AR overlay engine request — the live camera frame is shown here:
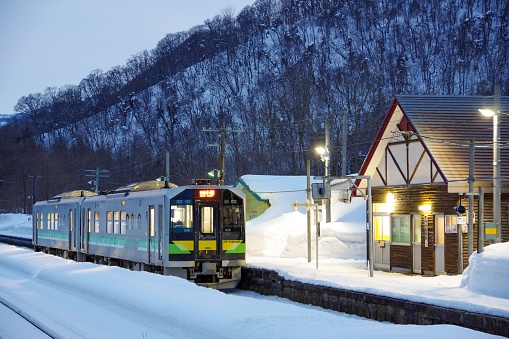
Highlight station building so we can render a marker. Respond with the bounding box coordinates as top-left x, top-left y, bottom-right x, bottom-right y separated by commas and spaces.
356, 95, 509, 275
